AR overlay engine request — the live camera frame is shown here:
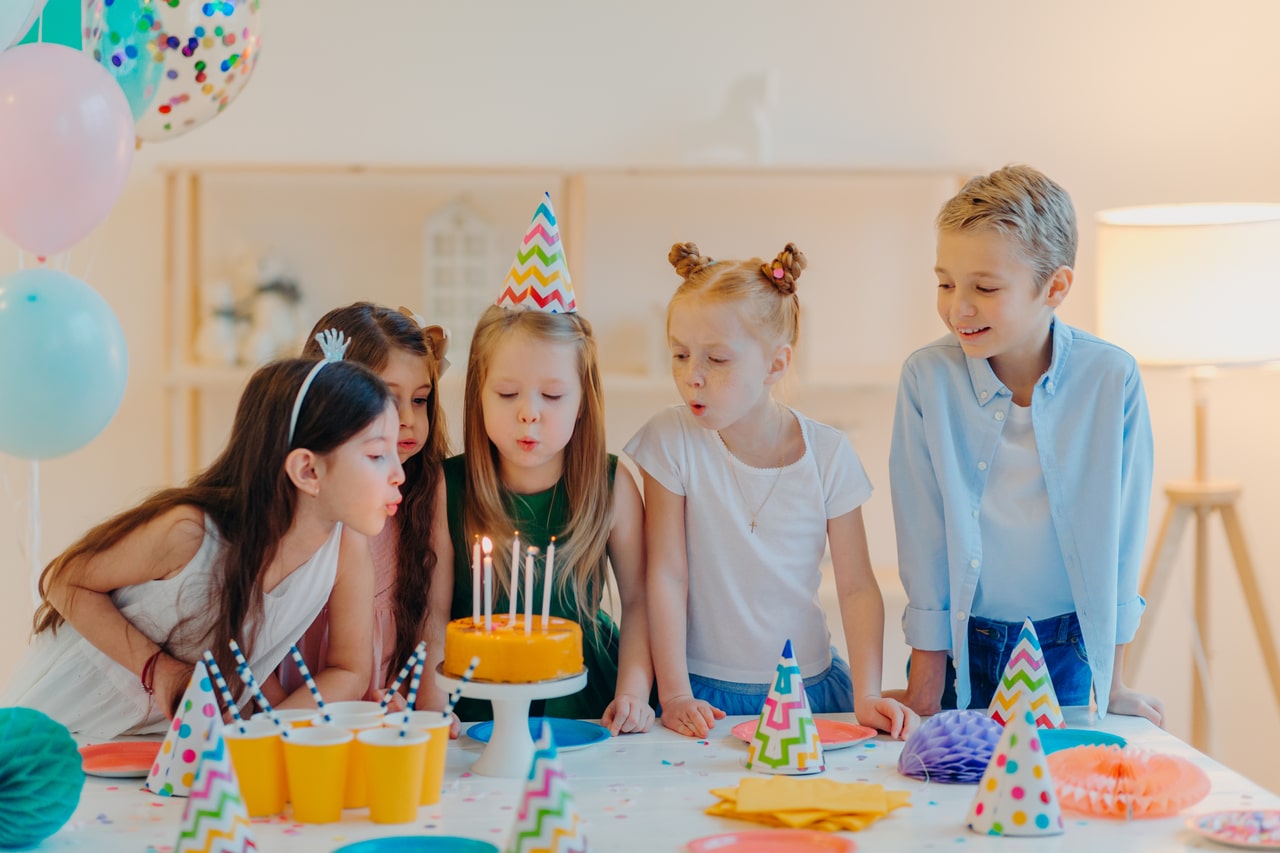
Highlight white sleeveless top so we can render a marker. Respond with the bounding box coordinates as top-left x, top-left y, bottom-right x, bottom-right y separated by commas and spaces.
0, 515, 342, 739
